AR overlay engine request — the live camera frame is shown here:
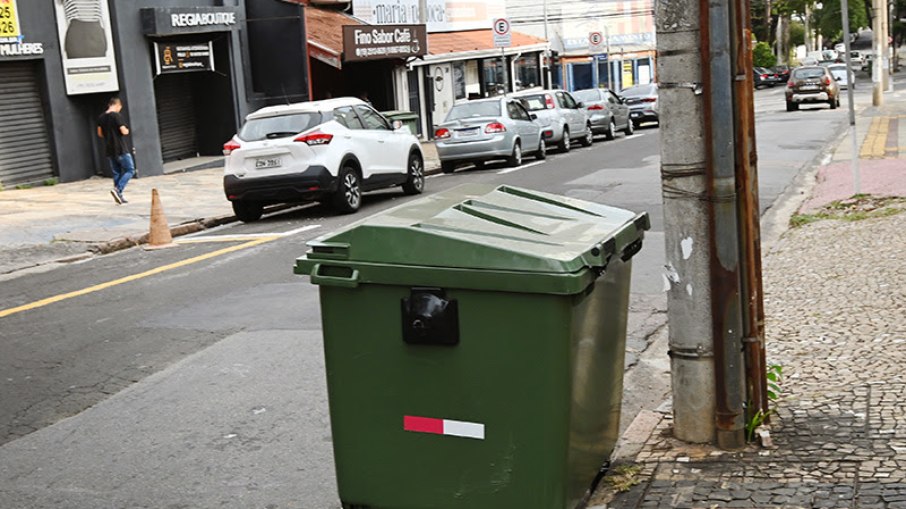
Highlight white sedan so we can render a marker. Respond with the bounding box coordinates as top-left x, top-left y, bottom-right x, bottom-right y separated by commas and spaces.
828, 64, 856, 90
